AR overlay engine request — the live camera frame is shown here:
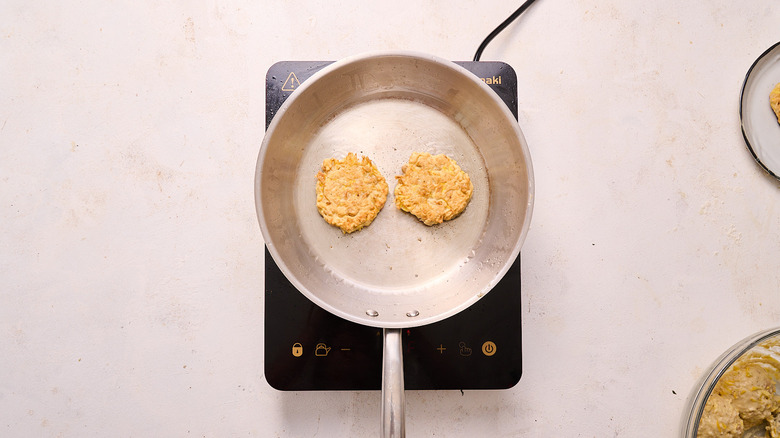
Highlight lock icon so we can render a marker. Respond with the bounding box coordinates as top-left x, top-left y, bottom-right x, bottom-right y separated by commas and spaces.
291, 342, 303, 357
